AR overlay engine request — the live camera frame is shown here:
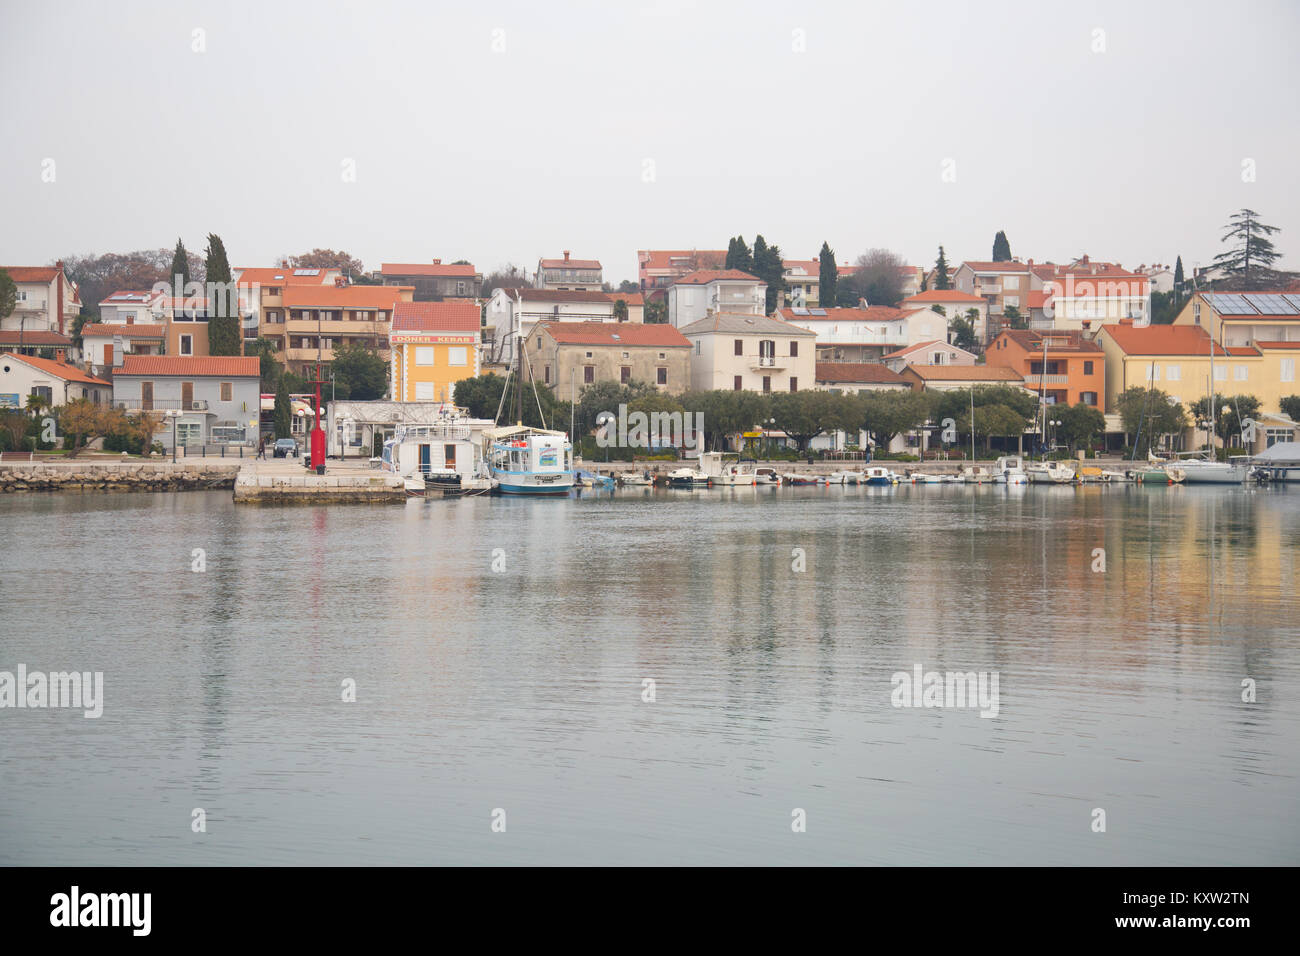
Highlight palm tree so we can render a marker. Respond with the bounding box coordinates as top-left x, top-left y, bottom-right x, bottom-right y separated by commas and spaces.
25, 394, 49, 418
